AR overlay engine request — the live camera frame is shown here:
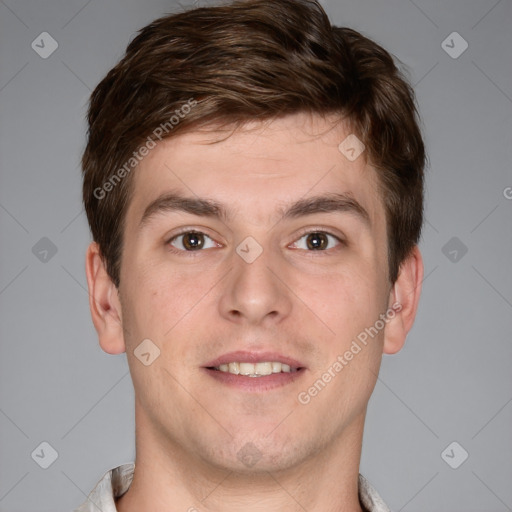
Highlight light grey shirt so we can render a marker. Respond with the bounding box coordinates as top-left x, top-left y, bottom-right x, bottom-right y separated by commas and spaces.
74, 463, 391, 512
